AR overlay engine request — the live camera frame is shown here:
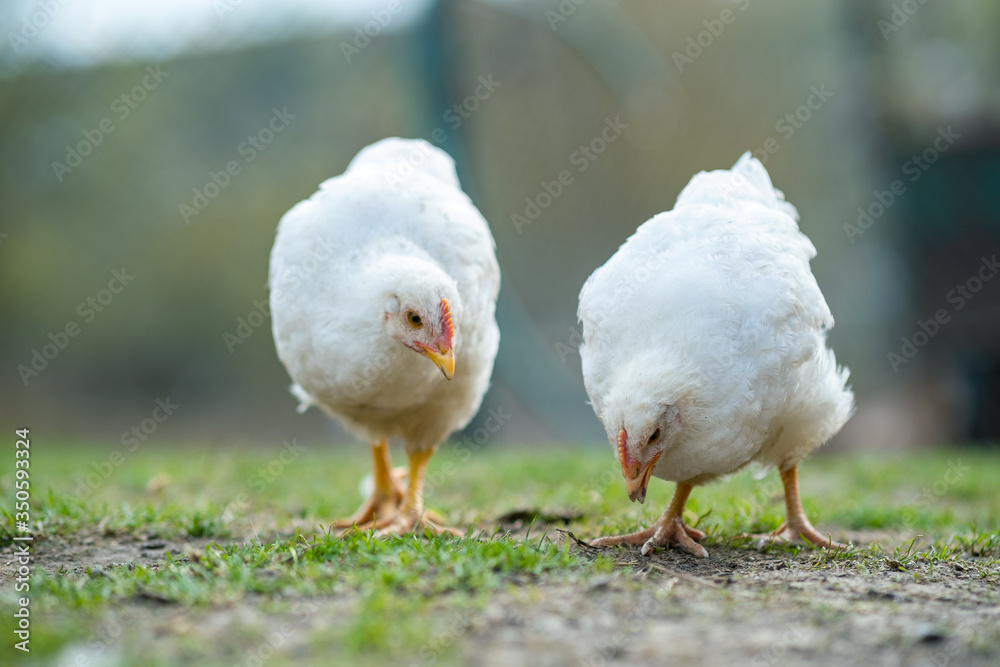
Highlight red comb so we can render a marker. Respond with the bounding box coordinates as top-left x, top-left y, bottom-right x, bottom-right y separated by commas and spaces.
618, 429, 639, 477
439, 299, 454, 348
